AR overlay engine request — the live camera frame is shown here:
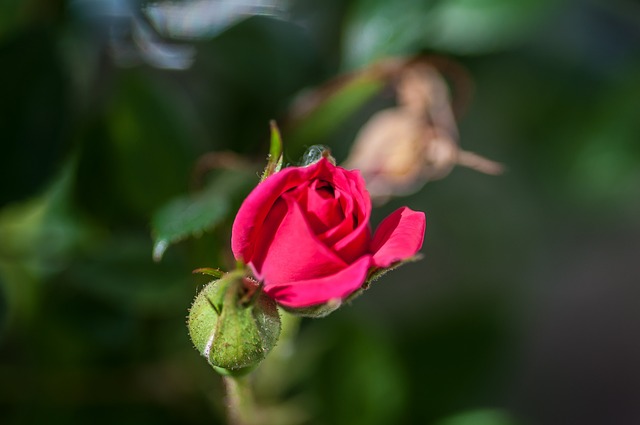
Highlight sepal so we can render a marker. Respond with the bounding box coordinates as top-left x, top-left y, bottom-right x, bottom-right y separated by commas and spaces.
280, 298, 342, 318
260, 120, 284, 181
